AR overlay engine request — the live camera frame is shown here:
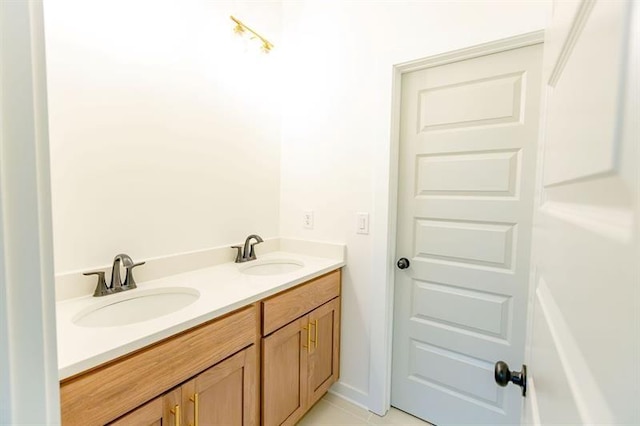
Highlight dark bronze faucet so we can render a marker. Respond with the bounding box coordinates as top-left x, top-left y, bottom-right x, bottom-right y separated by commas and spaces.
231, 234, 264, 263
83, 253, 145, 297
